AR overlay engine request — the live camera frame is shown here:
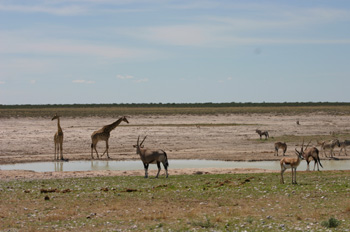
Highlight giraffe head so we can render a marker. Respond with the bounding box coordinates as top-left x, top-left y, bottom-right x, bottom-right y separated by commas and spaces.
52, 114, 60, 121
121, 116, 129, 124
